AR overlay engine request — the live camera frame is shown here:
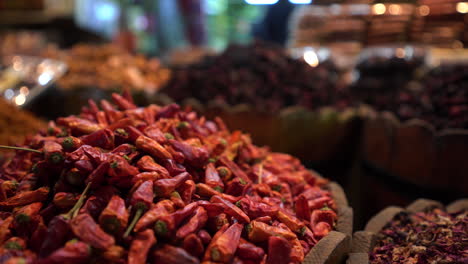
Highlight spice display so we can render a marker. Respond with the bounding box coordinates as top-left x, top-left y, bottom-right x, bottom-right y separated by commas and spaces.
163, 41, 350, 113
354, 59, 468, 129
43, 44, 171, 93
350, 55, 424, 110
0, 98, 46, 145
0, 93, 337, 263
370, 208, 468, 264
